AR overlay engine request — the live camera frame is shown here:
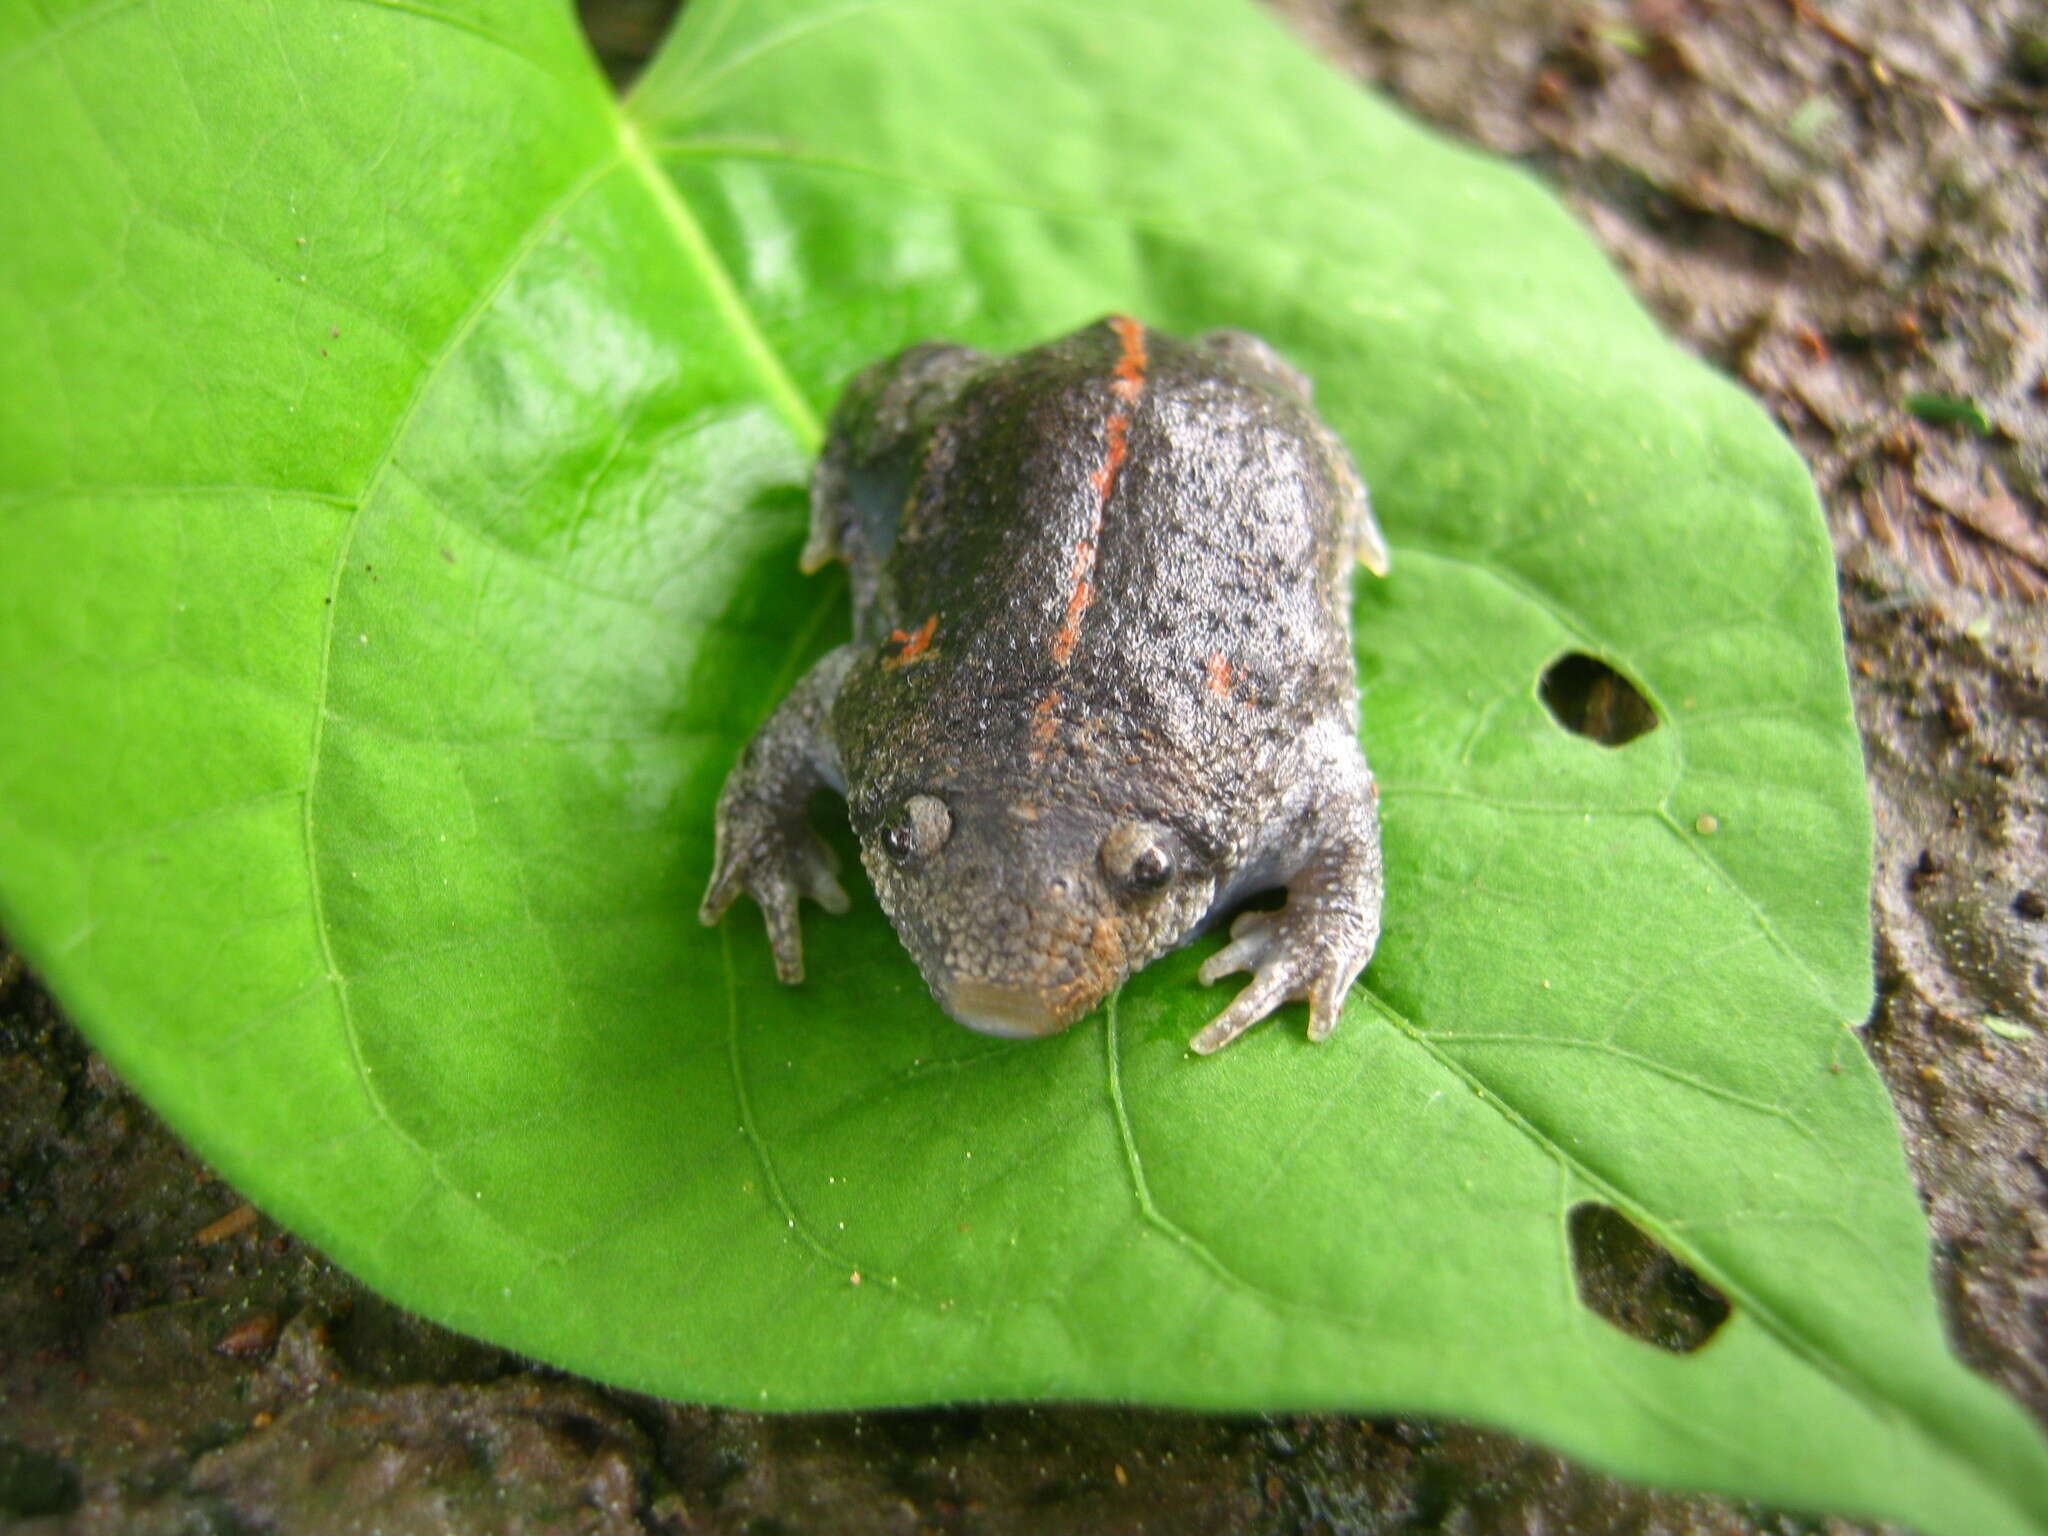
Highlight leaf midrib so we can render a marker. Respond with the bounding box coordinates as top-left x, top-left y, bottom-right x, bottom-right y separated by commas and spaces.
616, 118, 824, 449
